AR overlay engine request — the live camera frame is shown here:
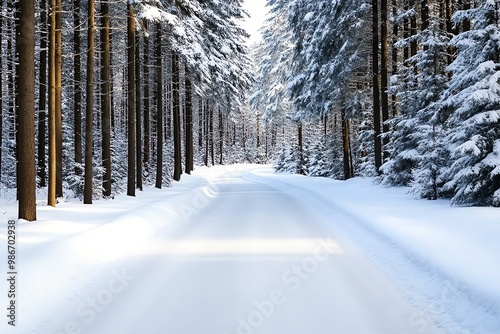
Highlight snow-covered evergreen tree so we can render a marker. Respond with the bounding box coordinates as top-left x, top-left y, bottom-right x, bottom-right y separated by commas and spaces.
383, 2, 450, 199
440, 1, 500, 206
